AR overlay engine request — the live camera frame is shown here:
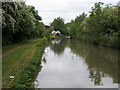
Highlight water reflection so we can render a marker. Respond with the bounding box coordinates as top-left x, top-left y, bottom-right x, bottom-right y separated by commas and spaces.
35, 39, 118, 88
69, 40, 118, 85
52, 39, 61, 45
49, 39, 68, 56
